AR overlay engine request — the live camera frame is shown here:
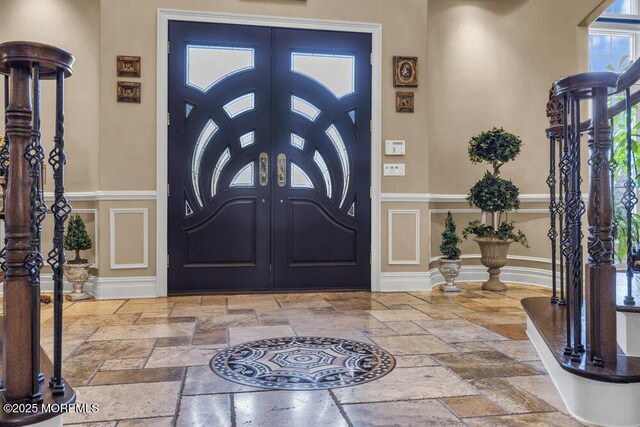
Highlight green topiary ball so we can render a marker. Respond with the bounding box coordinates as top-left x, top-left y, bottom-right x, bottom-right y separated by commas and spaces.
467, 171, 520, 213
468, 127, 522, 168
